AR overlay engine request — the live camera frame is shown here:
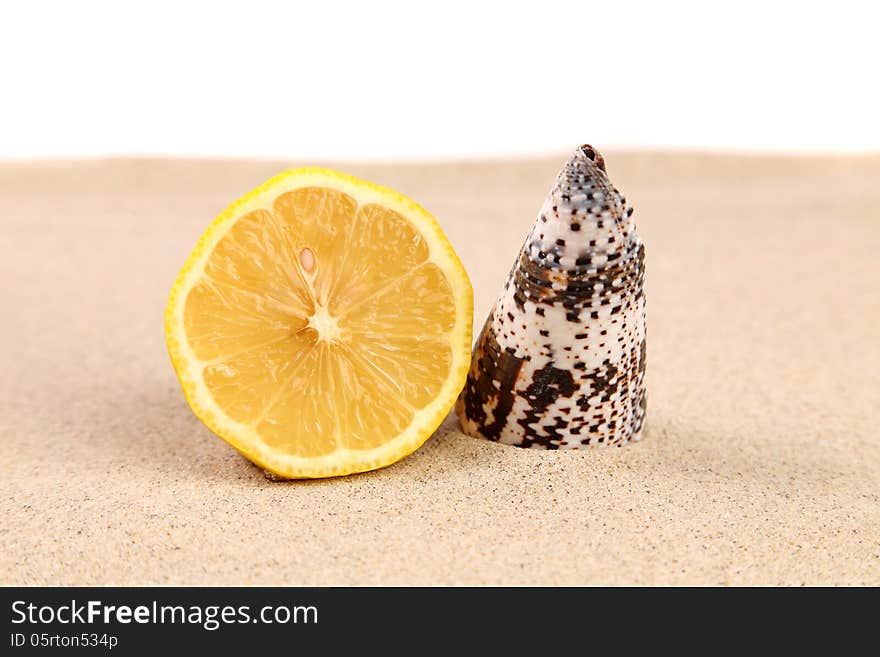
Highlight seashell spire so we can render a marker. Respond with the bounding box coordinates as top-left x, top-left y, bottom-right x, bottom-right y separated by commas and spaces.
456, 145, 646, 448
